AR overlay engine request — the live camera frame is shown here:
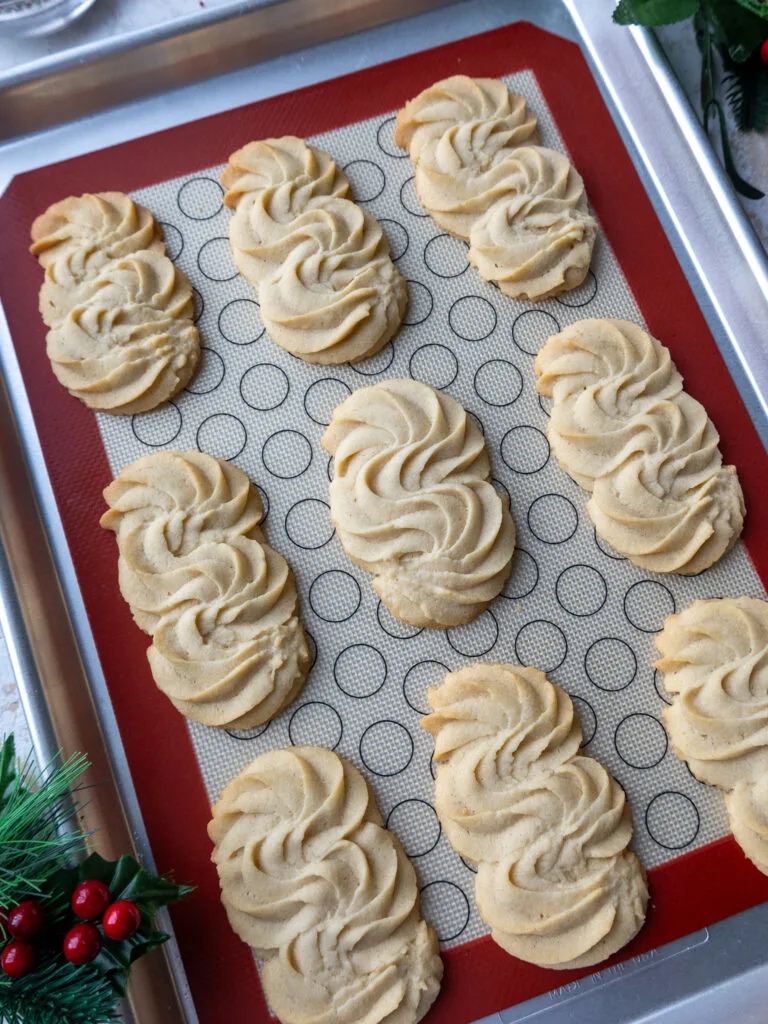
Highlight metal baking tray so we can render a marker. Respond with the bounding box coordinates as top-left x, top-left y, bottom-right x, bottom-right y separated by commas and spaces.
2, 1, 768, 1022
